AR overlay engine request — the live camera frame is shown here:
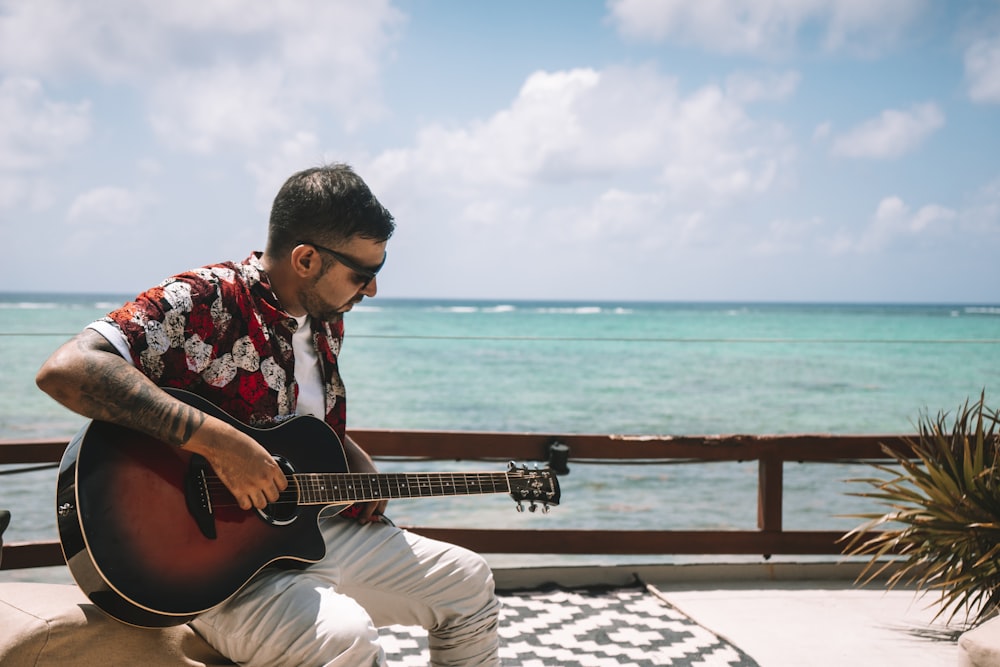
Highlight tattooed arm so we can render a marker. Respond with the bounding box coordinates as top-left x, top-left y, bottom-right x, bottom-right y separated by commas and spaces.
36, 329, 287, 510
37, 330, 203, 443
